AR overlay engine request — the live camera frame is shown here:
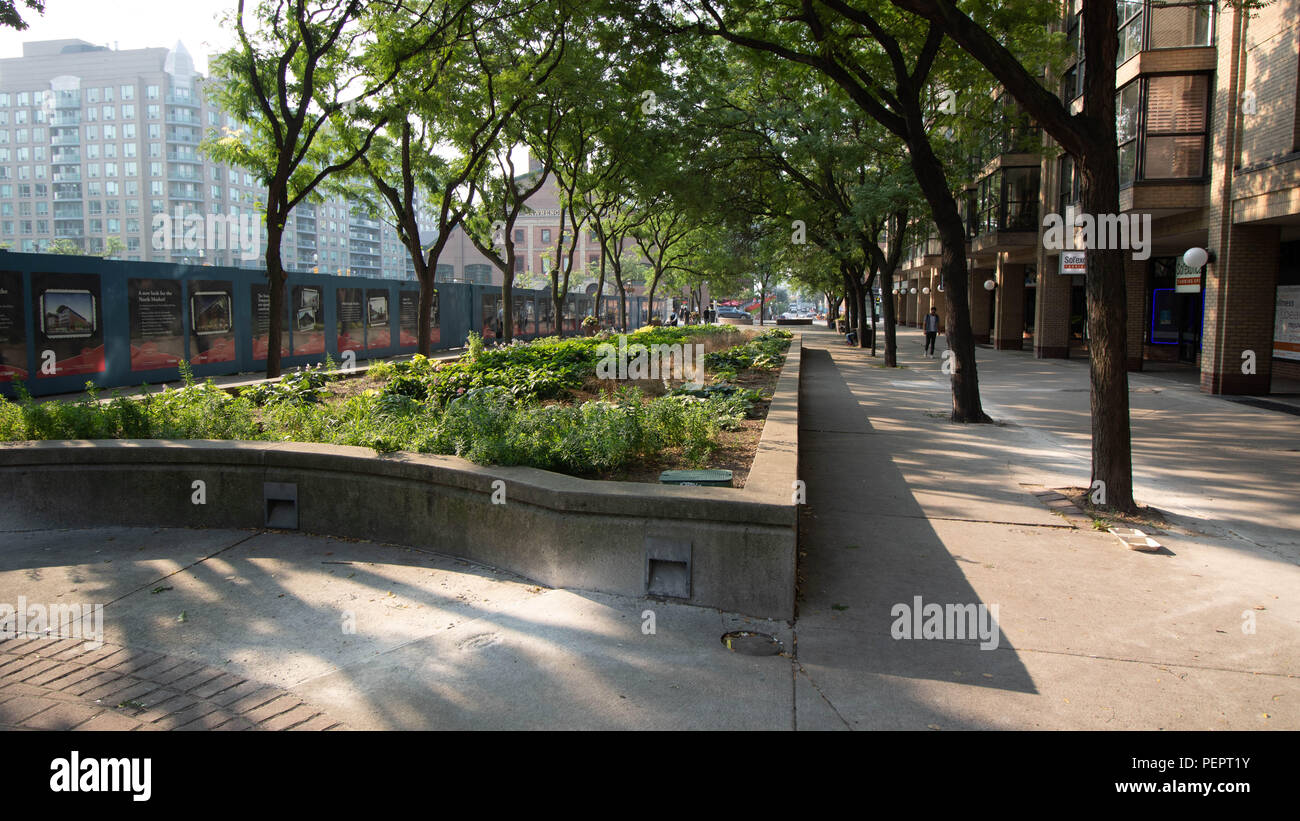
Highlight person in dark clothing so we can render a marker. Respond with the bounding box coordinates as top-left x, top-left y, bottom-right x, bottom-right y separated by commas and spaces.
923, 307, 940, 357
